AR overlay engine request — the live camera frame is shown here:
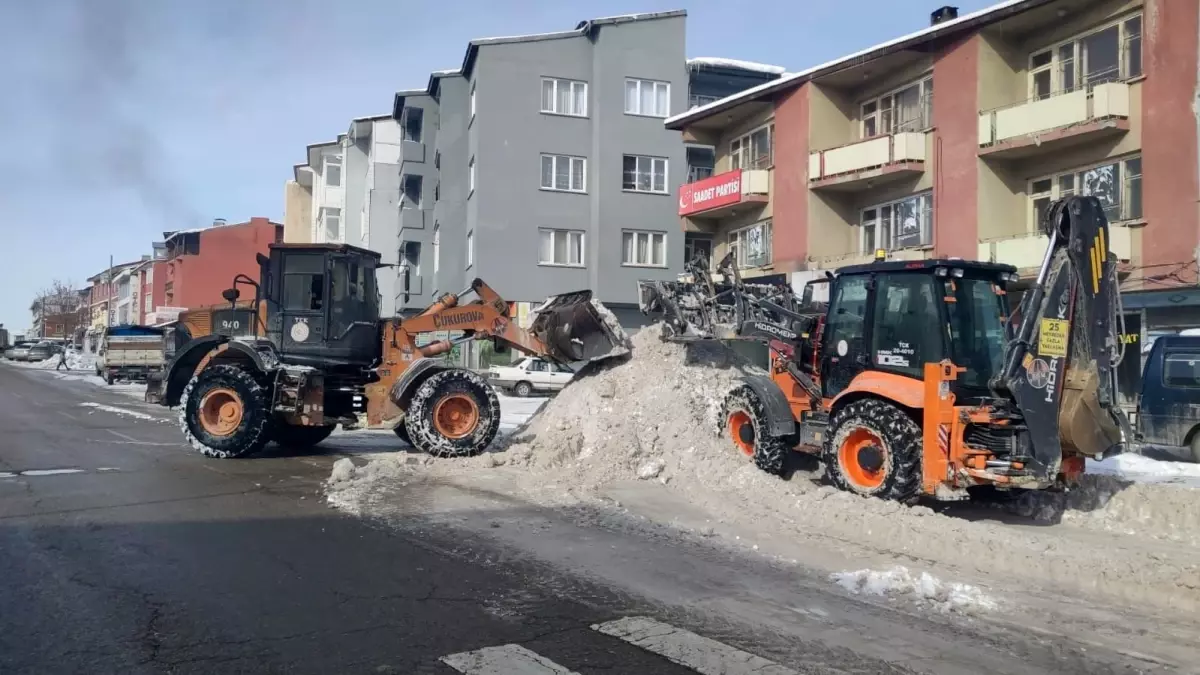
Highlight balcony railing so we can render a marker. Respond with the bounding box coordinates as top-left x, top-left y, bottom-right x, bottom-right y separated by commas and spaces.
687, 165, 714, 183
978, 224, 1133, 271
809, 132, 926, 182
978, 79, 1130, 147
